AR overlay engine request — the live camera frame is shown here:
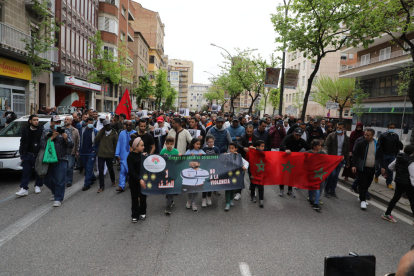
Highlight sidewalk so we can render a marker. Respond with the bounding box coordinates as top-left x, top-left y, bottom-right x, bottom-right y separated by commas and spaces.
338, 169, 413, 218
